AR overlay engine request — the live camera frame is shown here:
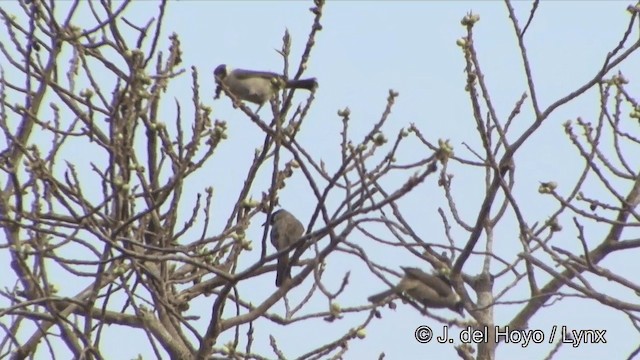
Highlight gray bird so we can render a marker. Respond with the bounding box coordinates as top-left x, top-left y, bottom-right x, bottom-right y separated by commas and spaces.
368, 267, 464, 316
267, 209, 305, 287
214, 64, 317, 111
